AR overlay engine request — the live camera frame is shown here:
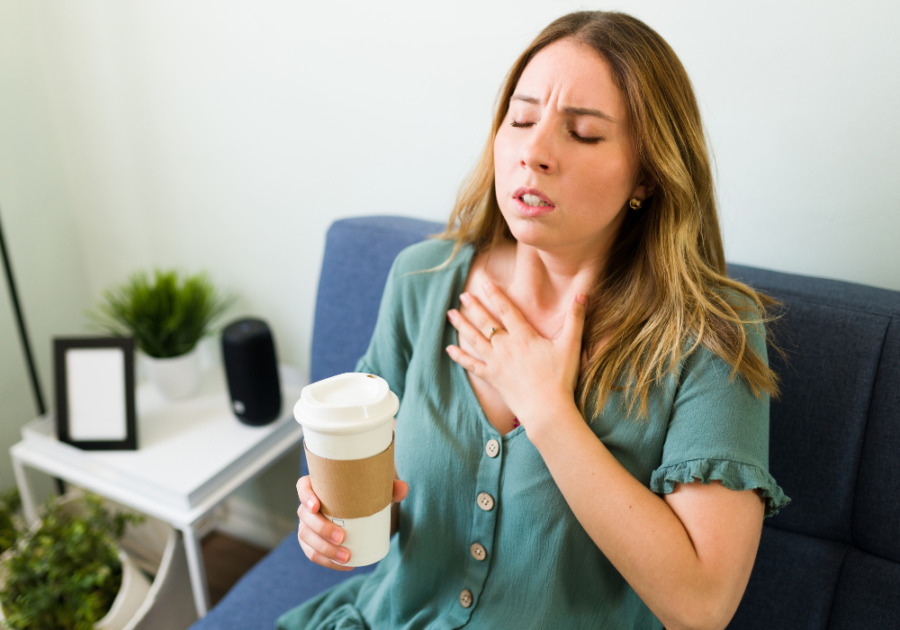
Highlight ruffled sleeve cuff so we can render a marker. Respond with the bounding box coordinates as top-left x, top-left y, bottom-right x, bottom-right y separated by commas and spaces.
650, 458, 791, 517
